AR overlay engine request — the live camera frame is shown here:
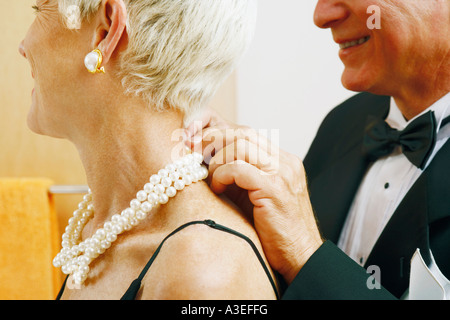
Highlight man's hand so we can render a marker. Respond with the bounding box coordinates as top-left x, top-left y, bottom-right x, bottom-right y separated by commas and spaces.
185, 108, 324, 284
